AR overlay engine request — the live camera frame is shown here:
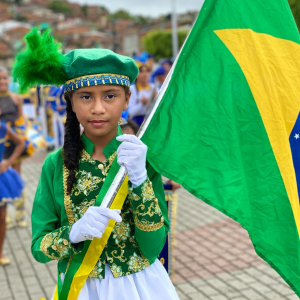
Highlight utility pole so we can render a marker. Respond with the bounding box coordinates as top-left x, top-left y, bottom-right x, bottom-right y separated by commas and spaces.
171, 0, 179, 58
